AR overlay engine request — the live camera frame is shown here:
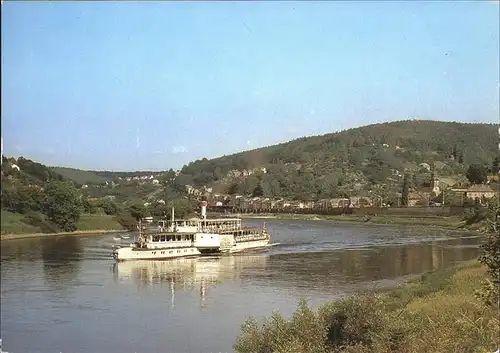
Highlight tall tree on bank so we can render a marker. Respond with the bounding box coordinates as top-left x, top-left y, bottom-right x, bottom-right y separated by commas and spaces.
401, 174, 410, 207
252, 183, 264, 197
43, 181, 81, 232
477, 196, 500, 307
466, 164, 488, 184
491, 157, 500, 174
